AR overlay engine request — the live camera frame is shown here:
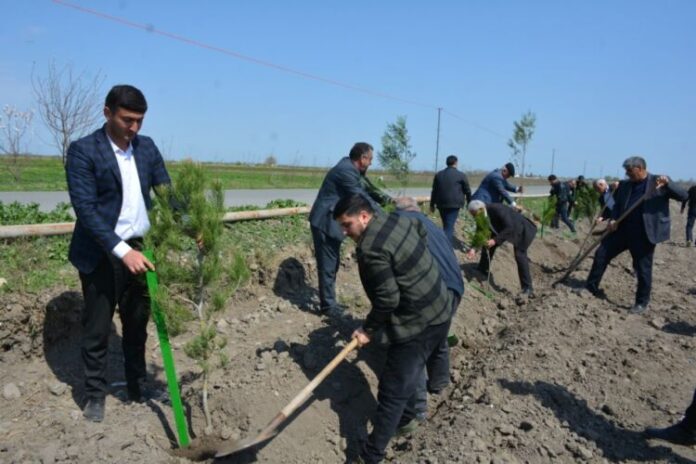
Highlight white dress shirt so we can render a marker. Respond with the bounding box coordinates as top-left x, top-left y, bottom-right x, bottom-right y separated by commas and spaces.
108, 136, 150, 259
